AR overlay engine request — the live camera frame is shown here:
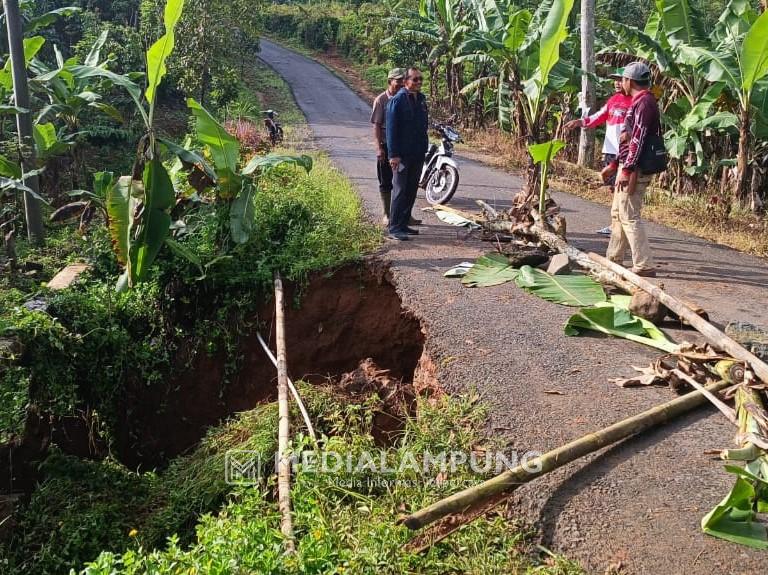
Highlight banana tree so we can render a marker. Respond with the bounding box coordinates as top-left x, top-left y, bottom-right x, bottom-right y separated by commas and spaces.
459, 0, 577, 200
528, 138, 566, 216
185, 98, 312, 245
520, 0, 574, 141
58, 0, 312, 289
600, 1, 718, 176
514, 0, 575, 200
60, 0, 189, 290
603, 0, 768, 205
663, 82, 739, 188
397, 0, 472, 114
457, 1, 533, 135
689, 5, 768, 206
30, 31, 124, 132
